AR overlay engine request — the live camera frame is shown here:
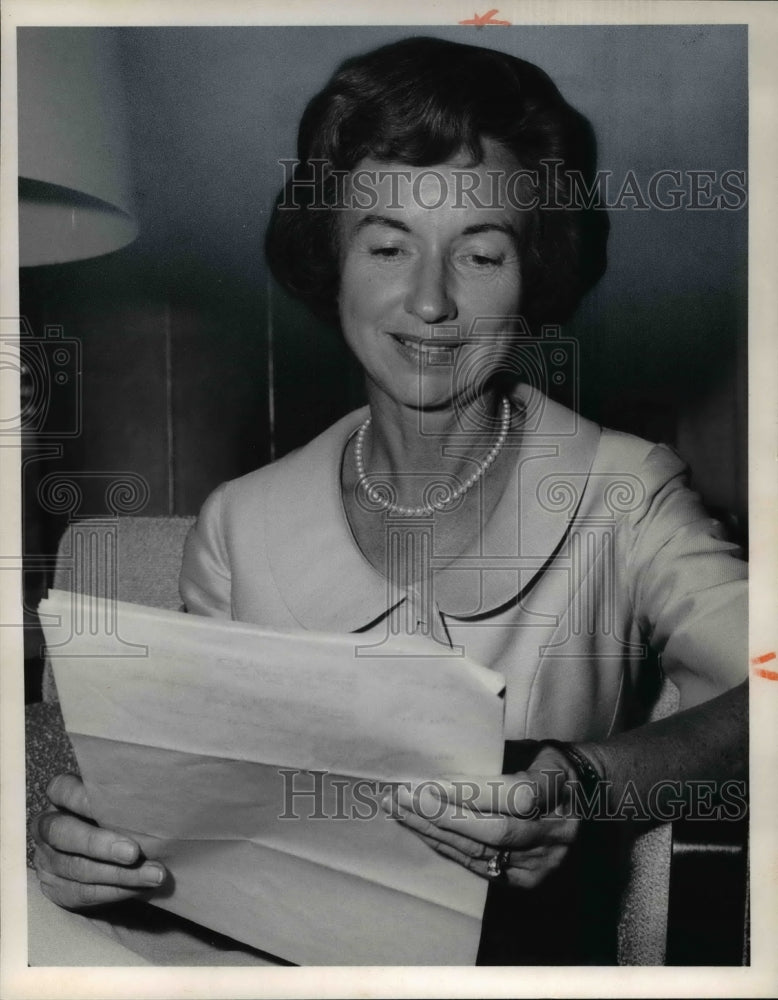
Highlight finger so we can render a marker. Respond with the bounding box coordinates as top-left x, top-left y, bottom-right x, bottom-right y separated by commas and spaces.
427, 840, 531, 887
409, 828, 571, 889
46, 774, 94, 820
508, 866, 553, 890
410, 830, 559, 887
394, 784, 501, 843
397, 785, 546, 850
410, 825, 548, 866
410, 828, 517, 883
34, 844, 165, 889
36, 868, 158, 910
33, 811, 143, 866
394, 803, 494, 860
415, 830, 487, 875
435, 772, 555, 816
